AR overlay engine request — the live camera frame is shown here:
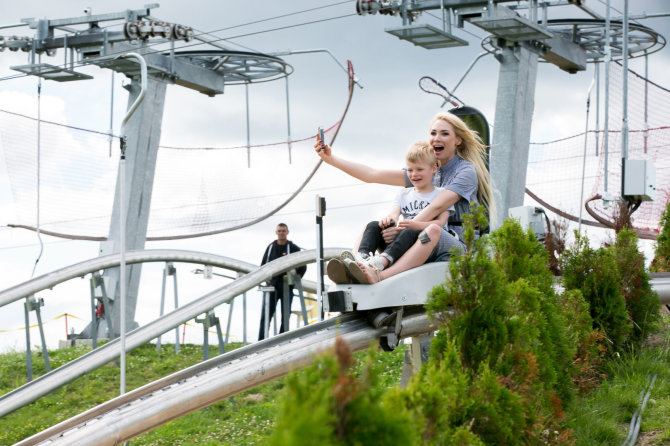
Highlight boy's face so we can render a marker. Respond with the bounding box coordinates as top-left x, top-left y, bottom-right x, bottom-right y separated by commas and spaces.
406, 160, 437, 189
